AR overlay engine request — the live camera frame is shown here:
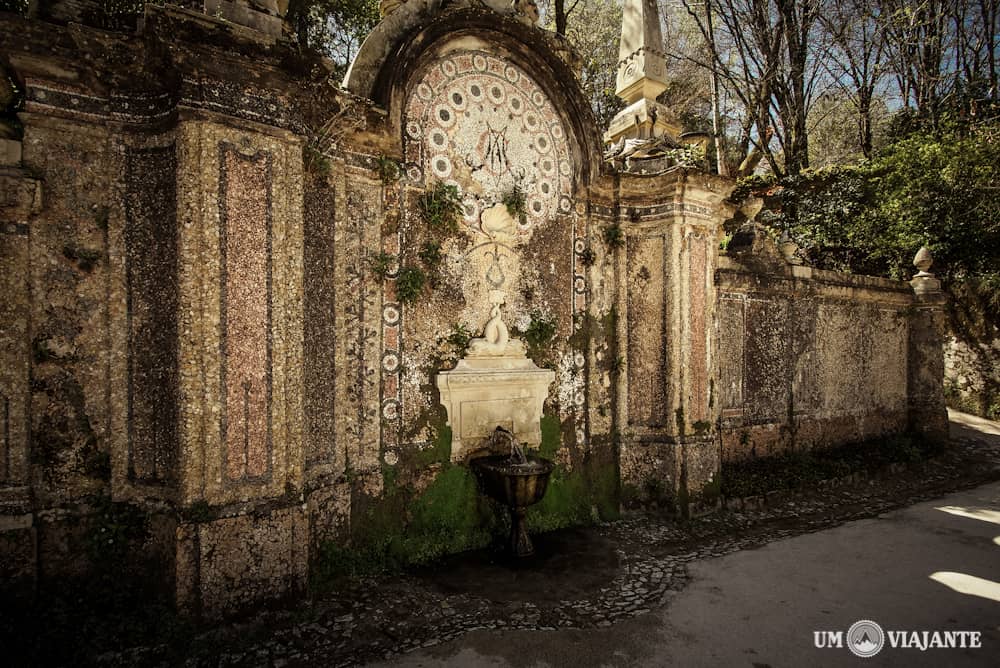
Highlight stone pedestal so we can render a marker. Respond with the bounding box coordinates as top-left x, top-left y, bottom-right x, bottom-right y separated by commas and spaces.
436, 343, 554, 463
